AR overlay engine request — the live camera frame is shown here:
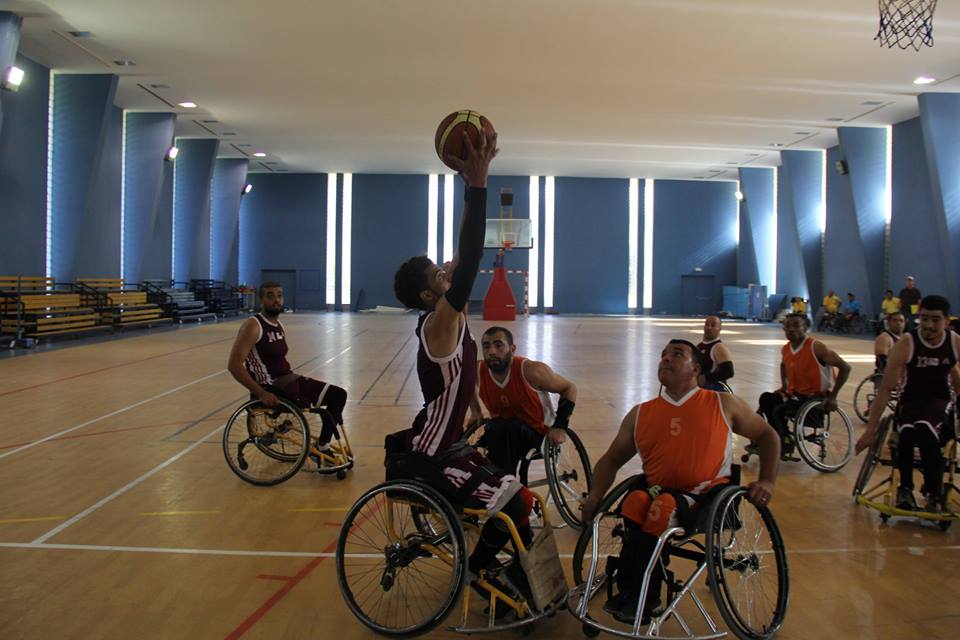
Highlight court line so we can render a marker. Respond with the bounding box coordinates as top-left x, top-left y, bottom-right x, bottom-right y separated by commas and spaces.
31, 421, 227, 544
0, 336, 234, 398
0, 419, 222, 451
139, 510, 222, 517
0, 369, 228, 461
358, 333, 414, 404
